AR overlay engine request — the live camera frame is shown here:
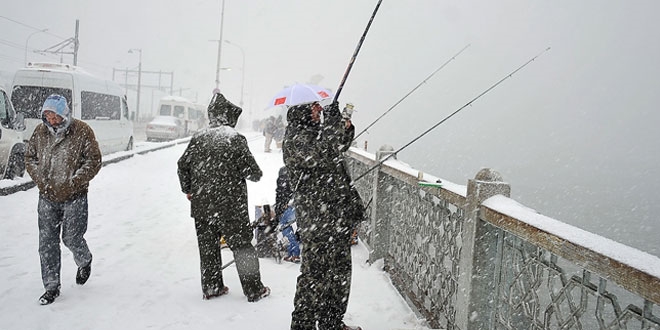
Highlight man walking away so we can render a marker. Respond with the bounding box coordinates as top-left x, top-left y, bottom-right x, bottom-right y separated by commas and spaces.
177, 92, 270, 302
25, 94, 102, 305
